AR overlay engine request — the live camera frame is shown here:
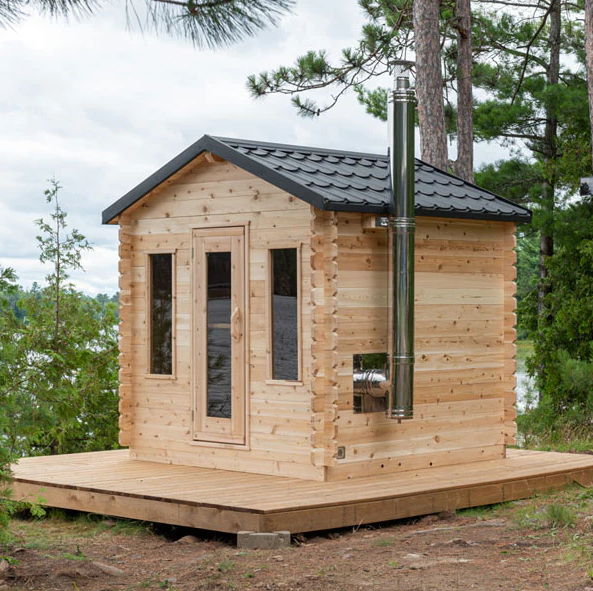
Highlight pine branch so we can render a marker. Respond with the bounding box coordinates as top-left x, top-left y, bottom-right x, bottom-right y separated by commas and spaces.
142, 0, 294, 49
511, 0, 557, 104
472, 17, 549, 69
476, 0, 547, 7
247, 0, 412, 116
0, 0, 293, 47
